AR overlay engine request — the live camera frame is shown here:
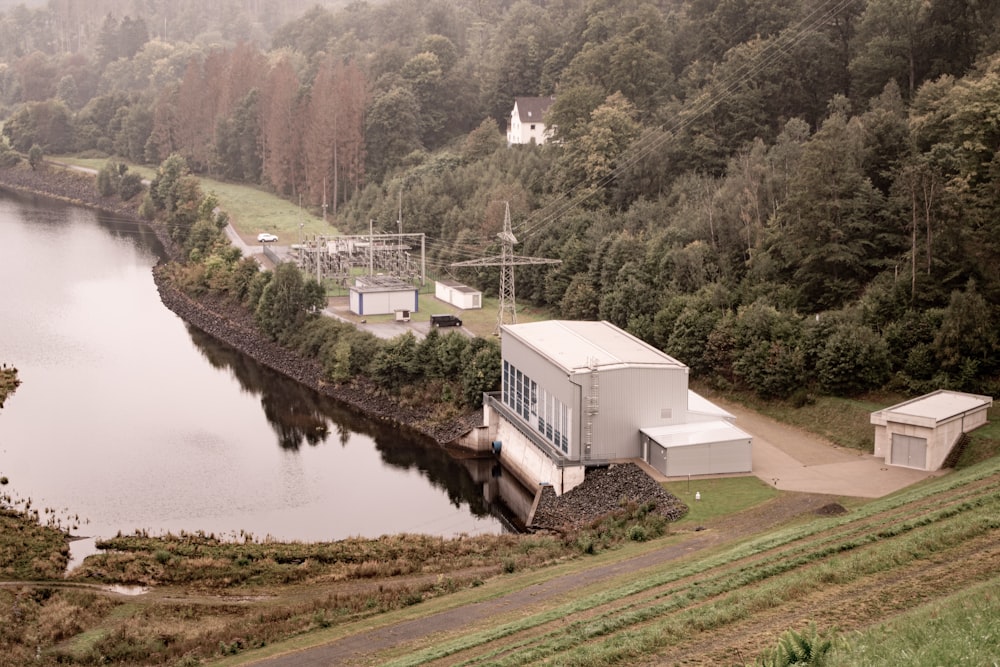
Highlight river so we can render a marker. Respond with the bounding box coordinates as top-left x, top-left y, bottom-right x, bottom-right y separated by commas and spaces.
0, 188, 513, 552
